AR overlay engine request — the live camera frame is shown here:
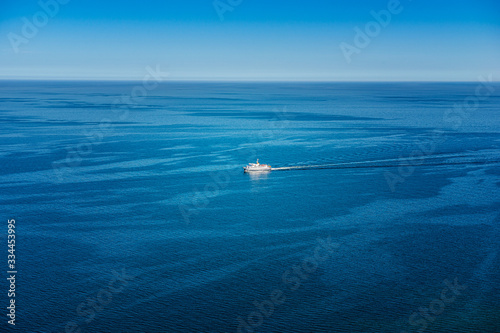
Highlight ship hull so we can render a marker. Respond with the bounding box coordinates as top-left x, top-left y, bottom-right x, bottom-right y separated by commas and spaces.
243, 167, 272, 173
